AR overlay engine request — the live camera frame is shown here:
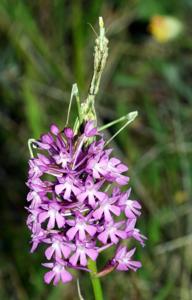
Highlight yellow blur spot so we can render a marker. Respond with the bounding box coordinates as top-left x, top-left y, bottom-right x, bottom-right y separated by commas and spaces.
149, 15, 183, 43
174, 190, 188, 204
